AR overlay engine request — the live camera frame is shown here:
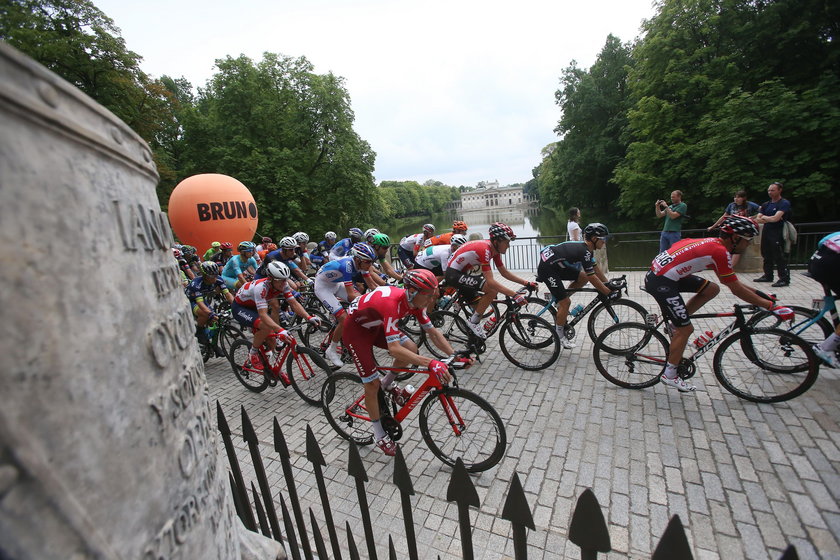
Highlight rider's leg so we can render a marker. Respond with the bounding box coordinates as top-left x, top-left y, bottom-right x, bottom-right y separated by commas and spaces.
684, 280, 719, 315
